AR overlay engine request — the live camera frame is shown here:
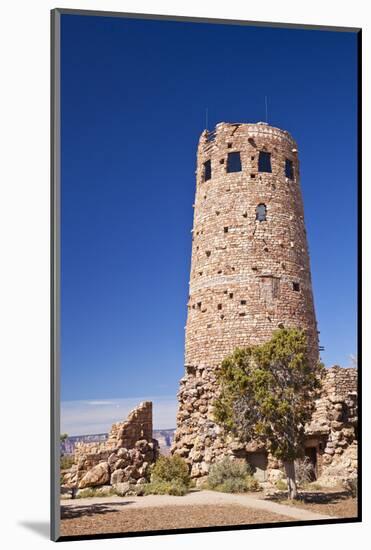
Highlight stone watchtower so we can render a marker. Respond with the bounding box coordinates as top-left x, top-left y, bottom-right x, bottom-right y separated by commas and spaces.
172, 122, 319, 480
